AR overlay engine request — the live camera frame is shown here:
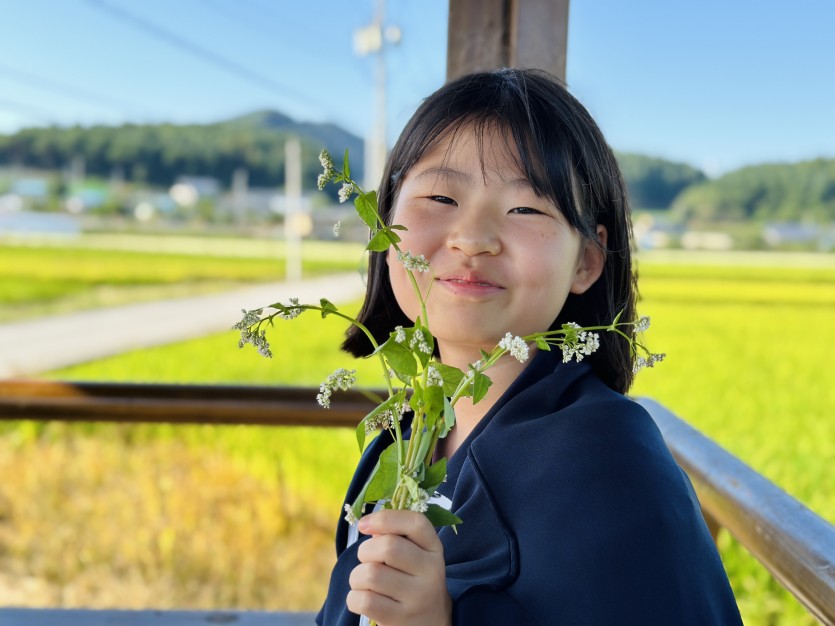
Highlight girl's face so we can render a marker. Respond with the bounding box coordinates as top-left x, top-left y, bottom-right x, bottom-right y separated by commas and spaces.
387, 125, 604, 360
